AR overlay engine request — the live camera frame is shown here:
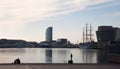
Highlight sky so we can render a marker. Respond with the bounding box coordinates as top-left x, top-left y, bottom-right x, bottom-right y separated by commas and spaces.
0, 0, 120, 43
